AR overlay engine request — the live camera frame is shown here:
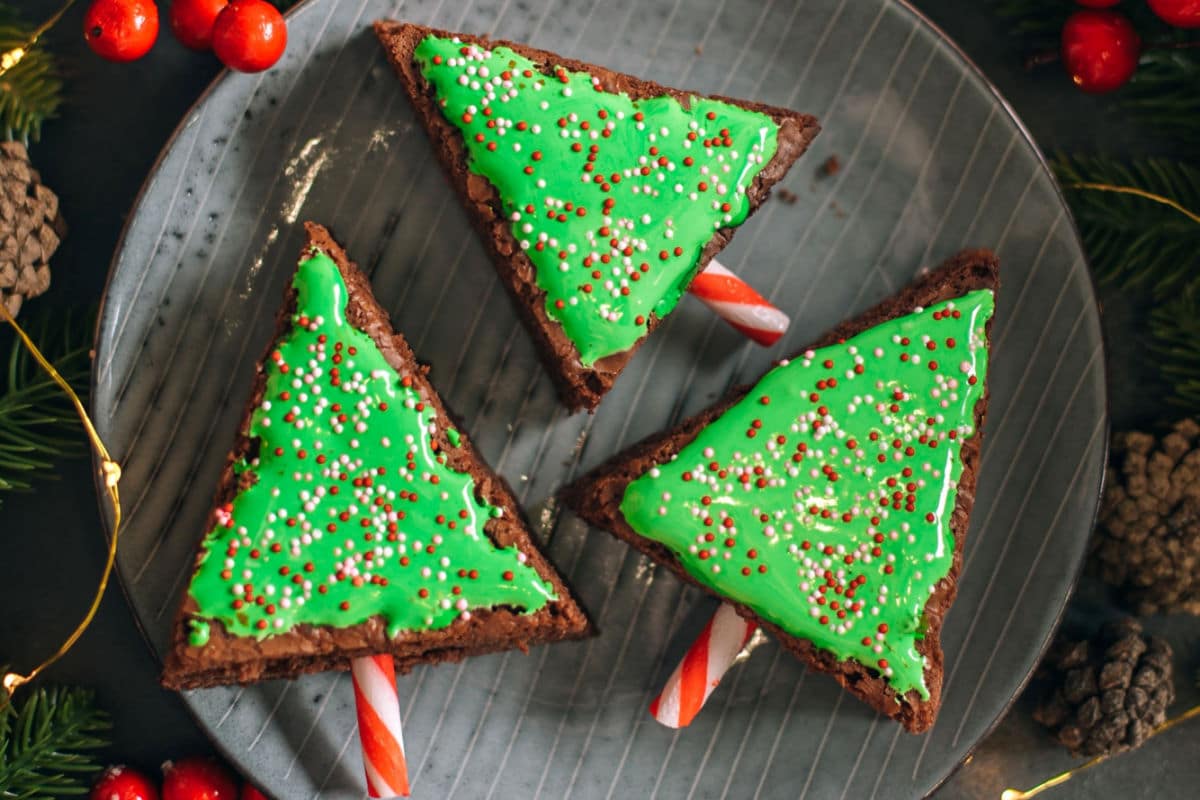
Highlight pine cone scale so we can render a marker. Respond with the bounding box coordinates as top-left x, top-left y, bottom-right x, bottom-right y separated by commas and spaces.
1034, 619, 1175, 758
0, 142, 63, 318
1093, 419, 1200, 615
